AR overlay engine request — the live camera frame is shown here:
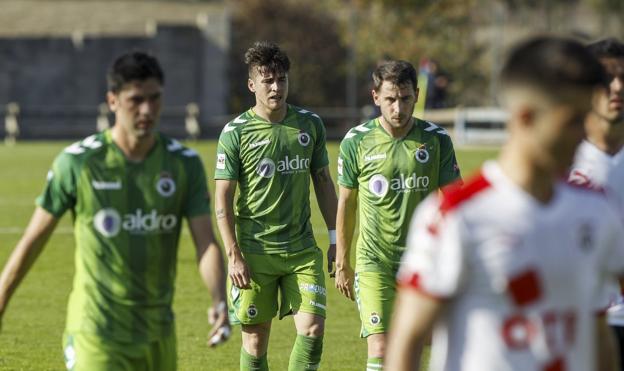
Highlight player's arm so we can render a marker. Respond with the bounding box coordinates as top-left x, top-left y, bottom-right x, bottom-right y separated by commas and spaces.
596, 313, 619, 371
384, 288, 444, 370
187, 214, 230, 346
335, 185, 358, 300
214, 179, 250, 289
0, 207, 58, 330
311, 166, 338, 274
